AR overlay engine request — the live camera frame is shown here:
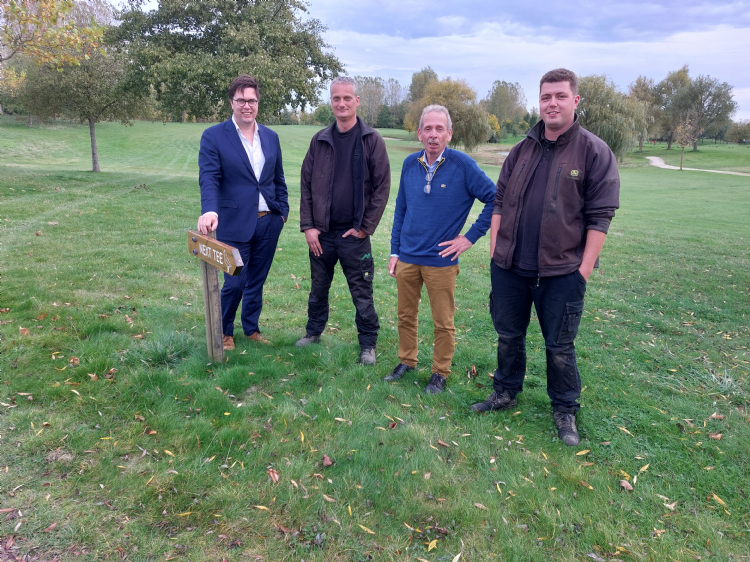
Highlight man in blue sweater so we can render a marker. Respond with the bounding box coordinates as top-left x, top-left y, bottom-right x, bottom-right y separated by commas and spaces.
385, 105, 496, 394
